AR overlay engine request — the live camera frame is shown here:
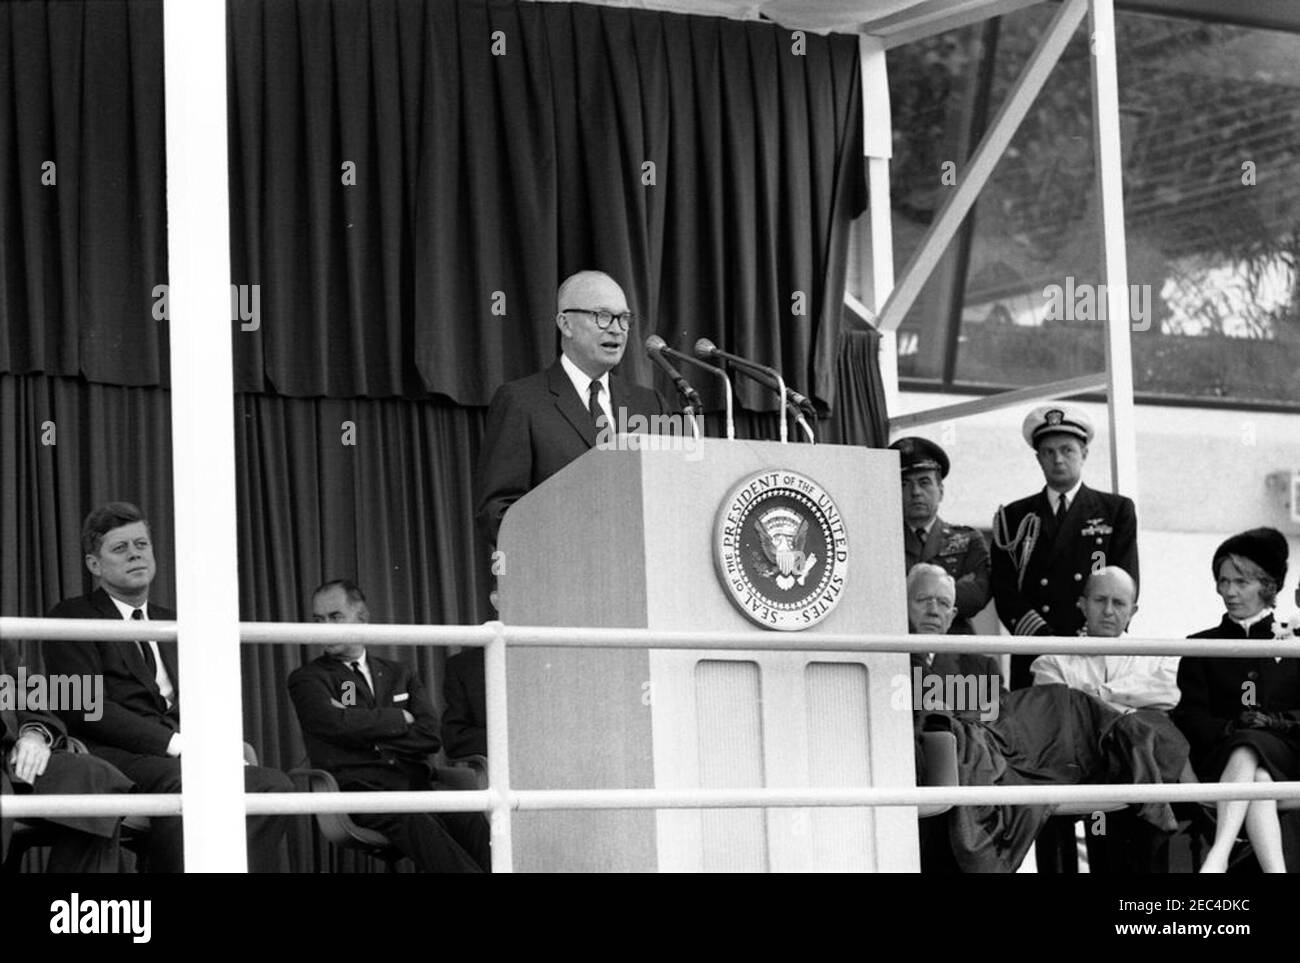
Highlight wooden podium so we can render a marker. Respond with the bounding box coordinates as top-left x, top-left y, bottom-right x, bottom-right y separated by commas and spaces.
497, 437, 916, 872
